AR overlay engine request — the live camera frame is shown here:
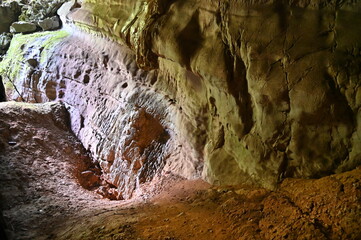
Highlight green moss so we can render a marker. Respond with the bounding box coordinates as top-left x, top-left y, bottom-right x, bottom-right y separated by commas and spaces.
0, 30, 69, 92
4, 80, 14, 93
38, 30, 69, 65
0, 34, 26, 81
